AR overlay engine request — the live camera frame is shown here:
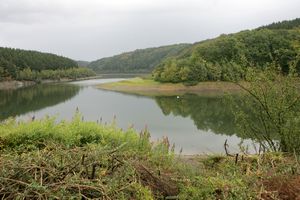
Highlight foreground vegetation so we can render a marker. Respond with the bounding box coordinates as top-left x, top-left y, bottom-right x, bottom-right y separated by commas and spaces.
233, 67, 300, 154
0, 114, 300, 199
